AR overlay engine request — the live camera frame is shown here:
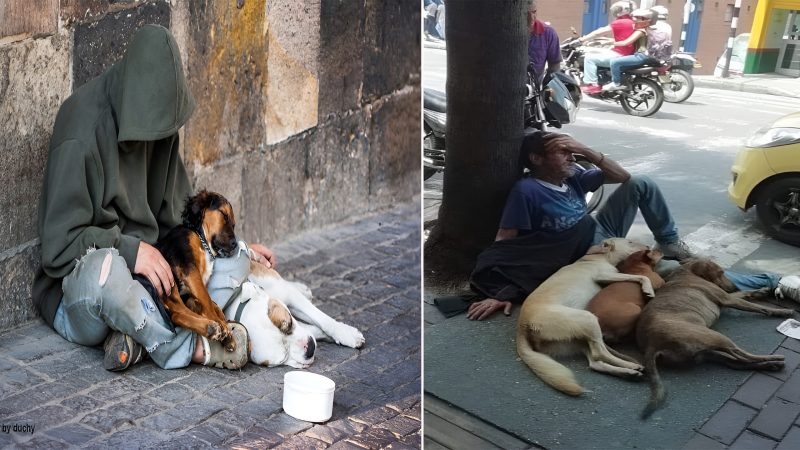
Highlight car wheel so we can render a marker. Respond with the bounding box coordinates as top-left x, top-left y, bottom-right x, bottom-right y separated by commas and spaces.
755, 177, 800, 247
